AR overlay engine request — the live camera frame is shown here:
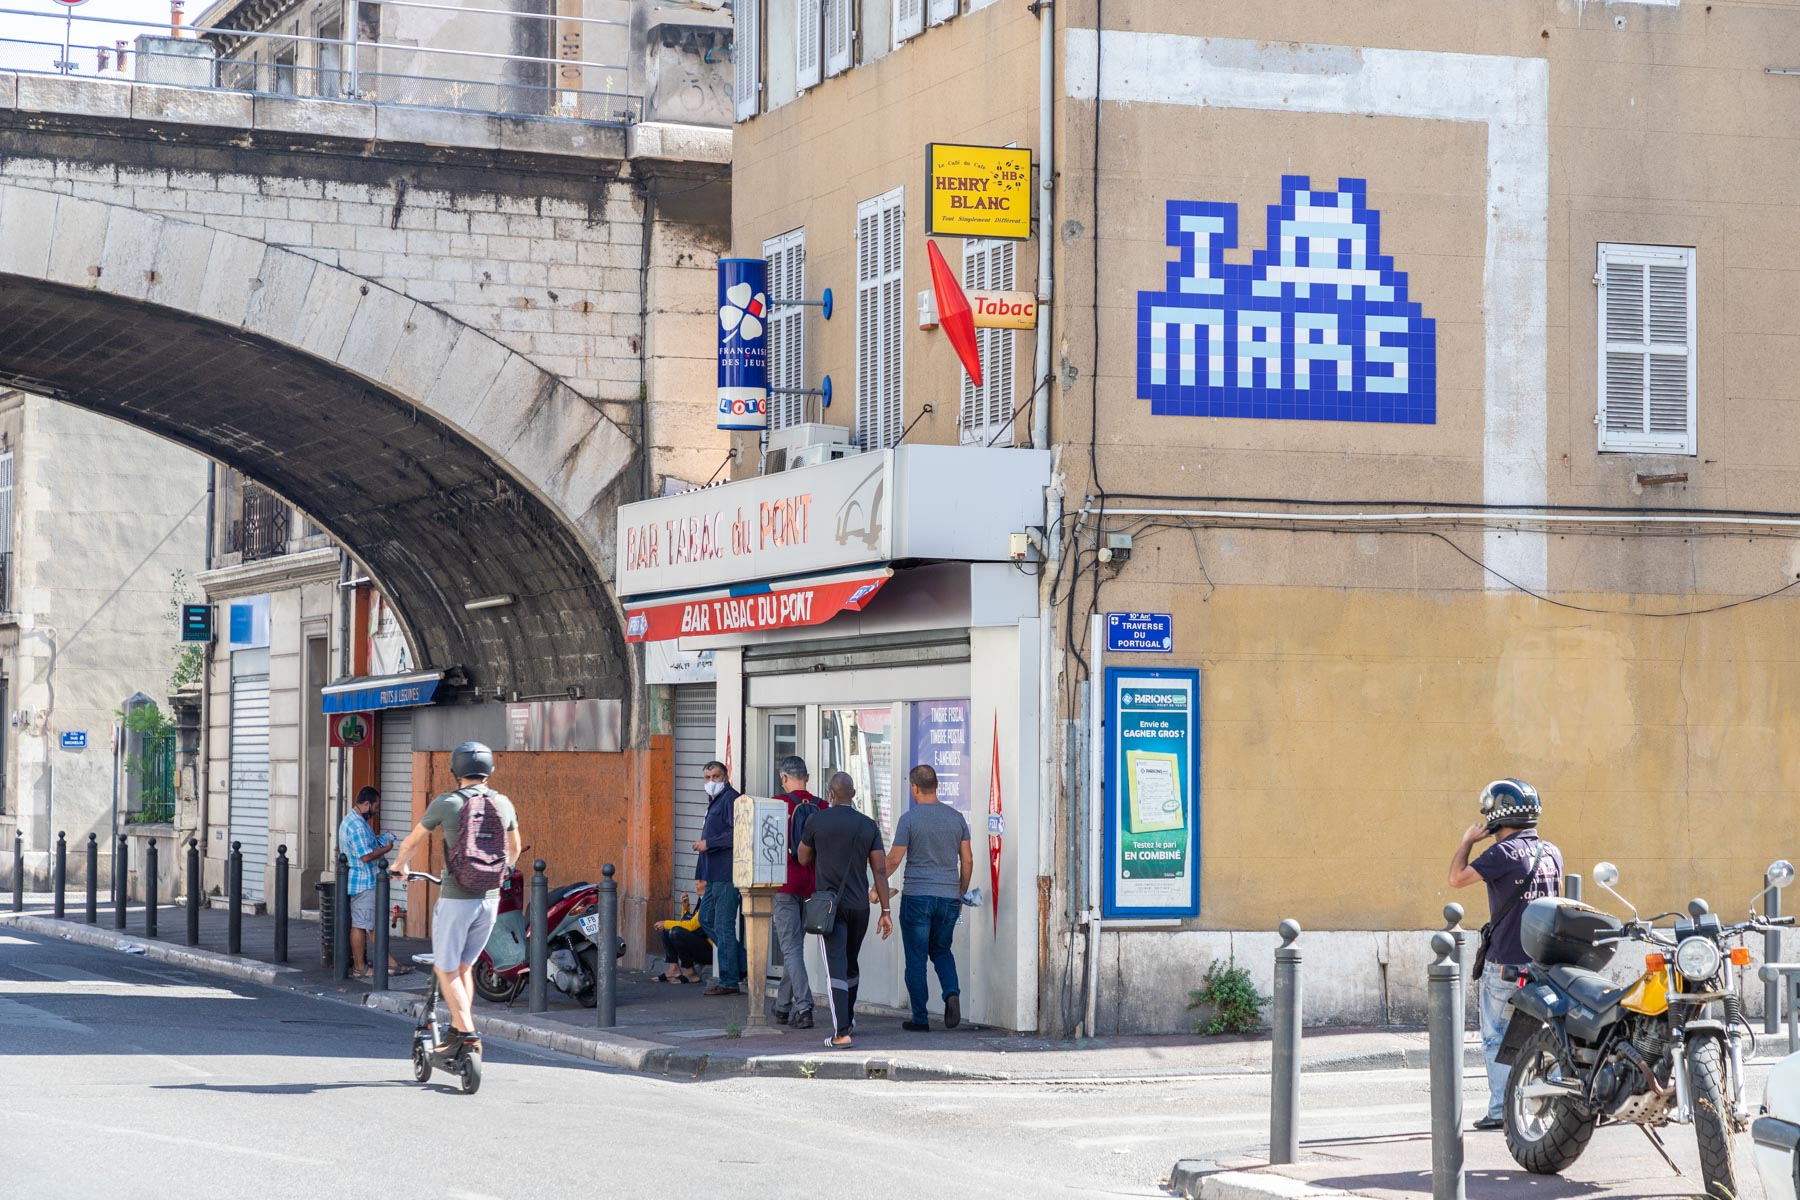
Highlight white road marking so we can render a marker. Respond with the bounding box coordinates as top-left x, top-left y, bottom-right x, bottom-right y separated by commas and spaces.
0, 996, 90, 1032
1023, 1102, 1428, 1132
1, 1111, 330, 1166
